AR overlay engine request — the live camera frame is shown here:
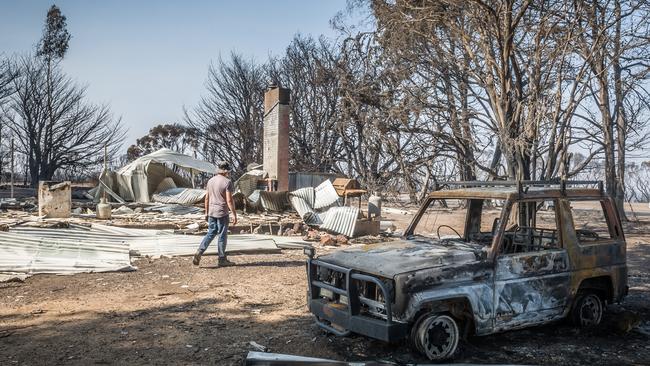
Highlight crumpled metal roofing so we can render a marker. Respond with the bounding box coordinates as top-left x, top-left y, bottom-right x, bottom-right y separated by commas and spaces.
259, 191, 289, 212
289, 195, 322, 225
152, 188, 206, 205
235, 169, 267, 197
287, 184, 354, 232
127, 234, 281, 257
154, 177, 177, 193
118, 148, 216, 175
143, 204, 202, 215
0, 225, 300, 276
0, 229, 134, 275
289, 187, 315, 207
319, 206, 359, 237
8, 225, 281, 258
314, 180, 340, 210
316, 209, 331, 224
